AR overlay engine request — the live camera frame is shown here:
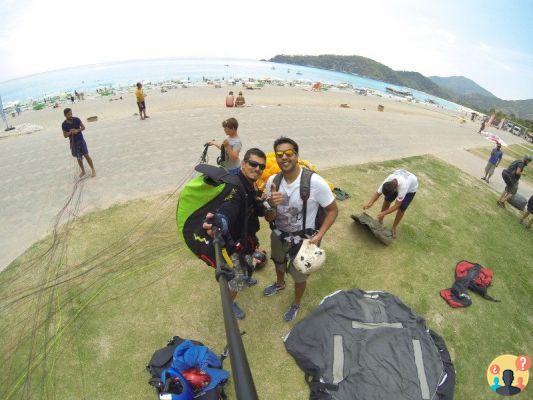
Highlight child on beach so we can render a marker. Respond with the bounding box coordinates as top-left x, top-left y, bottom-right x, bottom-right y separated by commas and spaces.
225, 91, 235, 107
235, 91, 246, 107
209, 117, 242, 174
61, 108, 96, 177
135, 82, 149, 120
